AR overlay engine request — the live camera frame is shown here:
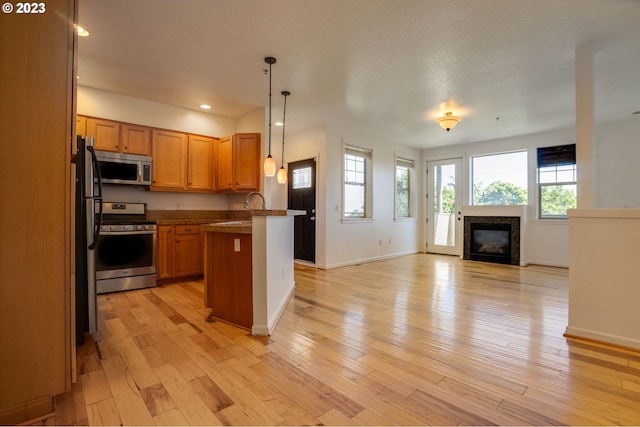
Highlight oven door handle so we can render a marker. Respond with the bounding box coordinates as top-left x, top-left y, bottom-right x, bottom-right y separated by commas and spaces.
100, 230, 157, 236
